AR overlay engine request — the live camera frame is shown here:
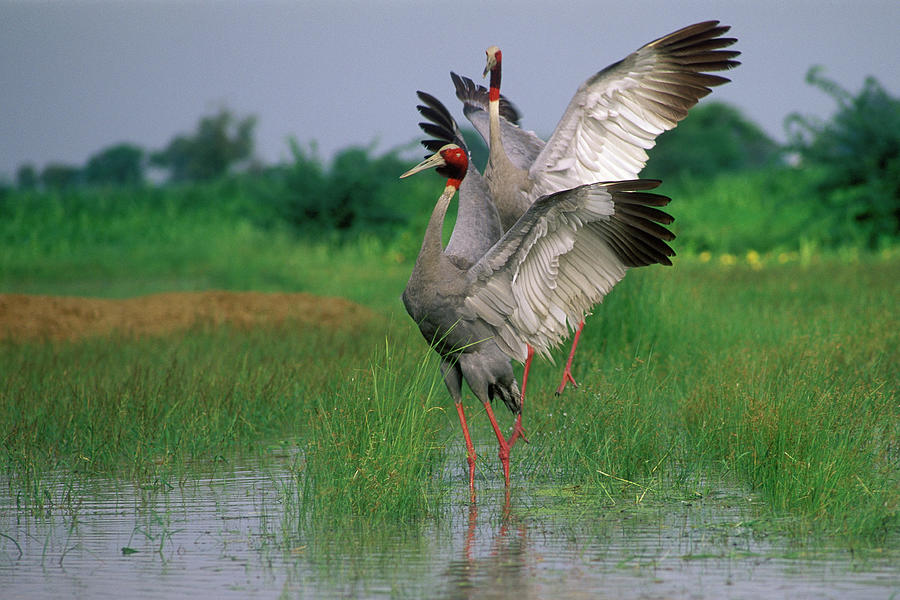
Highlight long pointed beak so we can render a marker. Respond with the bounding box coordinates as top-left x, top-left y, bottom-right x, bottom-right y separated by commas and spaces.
483, 53, 496, 78
400, 152, 446, 178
